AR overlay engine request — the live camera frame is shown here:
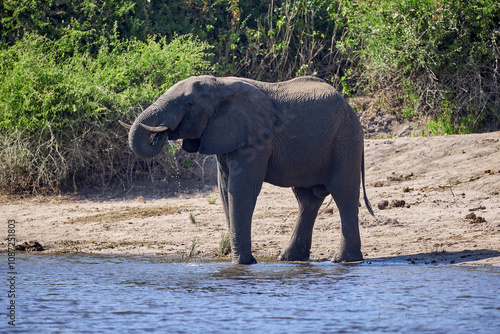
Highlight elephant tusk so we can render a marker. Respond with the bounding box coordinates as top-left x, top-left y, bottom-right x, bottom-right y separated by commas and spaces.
139, 123, 169, 133
118, 120, 132, 129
